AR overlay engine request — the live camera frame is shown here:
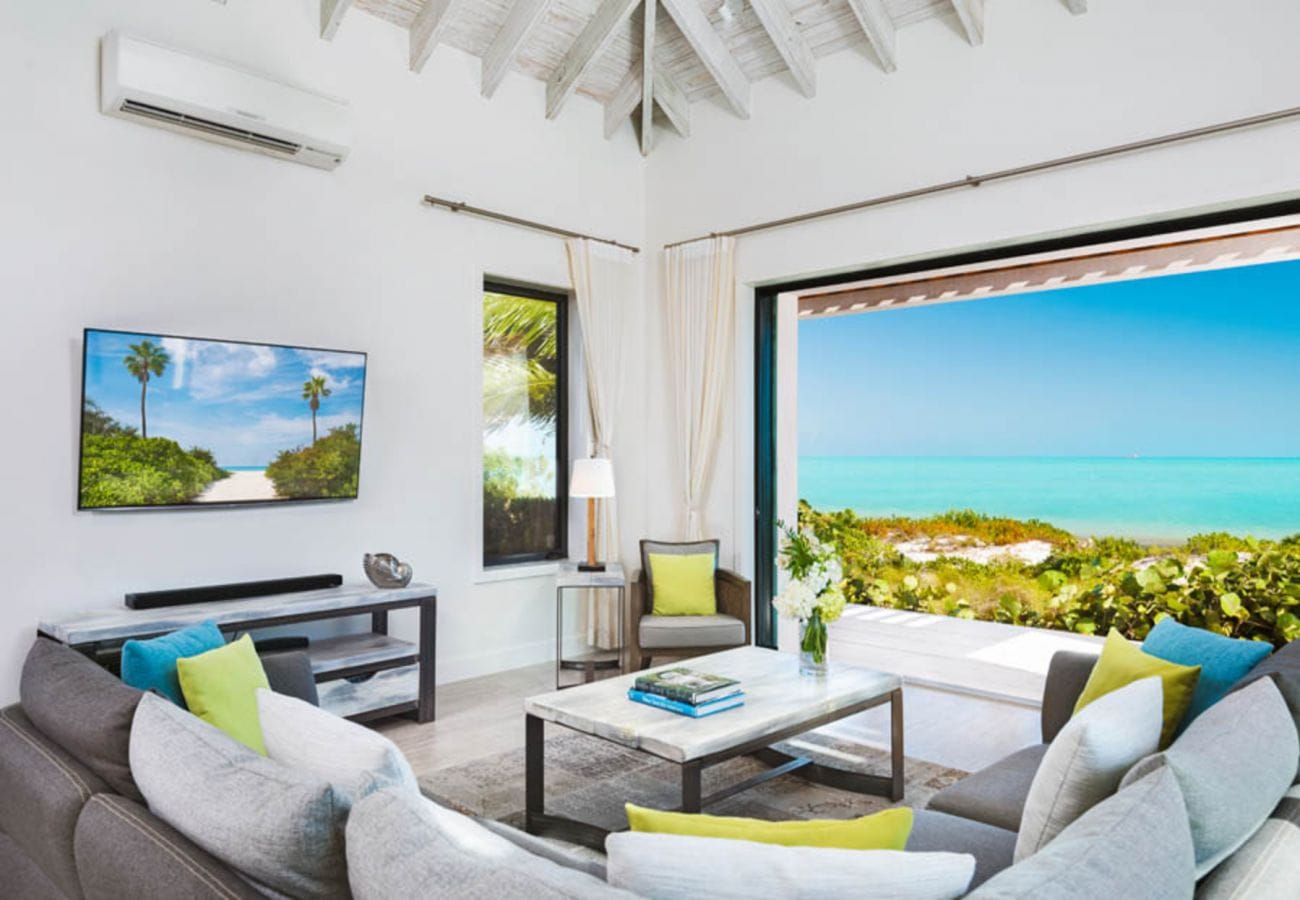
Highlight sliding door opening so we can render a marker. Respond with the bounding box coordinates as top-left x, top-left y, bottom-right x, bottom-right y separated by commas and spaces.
754, 203, 1300, 650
